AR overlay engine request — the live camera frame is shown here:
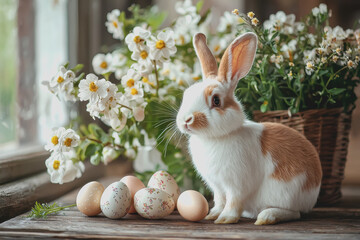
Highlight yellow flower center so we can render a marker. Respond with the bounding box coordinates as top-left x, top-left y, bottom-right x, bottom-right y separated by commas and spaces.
51, 136, 59, 145
140, 50, 148, 59
192, 76, 201, 81
131, 88, 138, 95
156, 40, 166, 49
64, 137, 72, 147
263, 100, 269, 106
180, 35, 185, 45
89, 82, 98, 92
134, 36, 142, 43
247, 11, 255, 19
126, 79, 135, 87
57, 76, 64, 83
142, 77, 149, 83
53, 160, 60, 170
100, 61, 108, 69
214, 45, 220, 52
112, 21, 118, 28
178, 80, 184, 86
306, 62, 314, 69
